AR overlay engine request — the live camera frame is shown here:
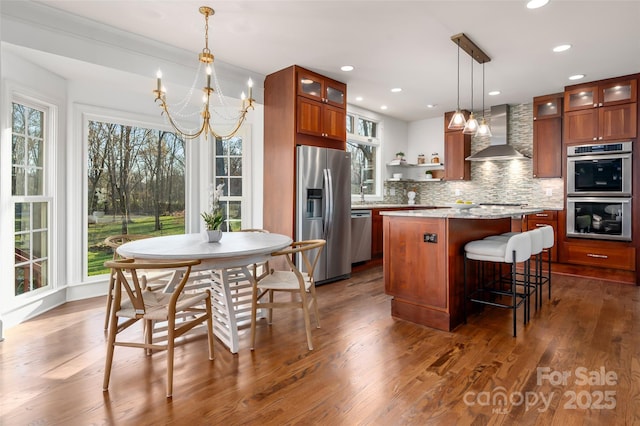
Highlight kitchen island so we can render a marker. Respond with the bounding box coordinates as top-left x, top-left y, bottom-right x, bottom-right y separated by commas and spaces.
381, 206, 543, 331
